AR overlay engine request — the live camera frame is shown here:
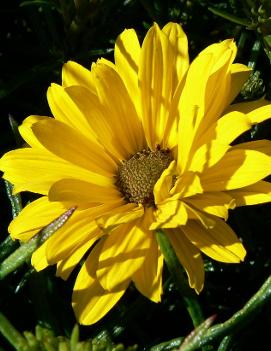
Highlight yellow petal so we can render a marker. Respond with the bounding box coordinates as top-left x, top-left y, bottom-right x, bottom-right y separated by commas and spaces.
96, 57, 116, 69
47, 83, 98, 141
226, 98, 271, 124
232, 139, 271, 155
161, 23, 189, 149
48, 178, 120, 204
178, 40, 237, 172
227, 63, 251, 104
92, 62, 145, 157
185, 192, 235, 220
151, 197, 188, 230
46, 216, 101, 264
72, 240, 128, 325
198, 39, 237, 71
114, 28, 141, 117
153, 161, 176, 204
189, 141, 229, 173
97, 216, 152, 291
31, 118, 116, 176
162, 22, 189, 90
8, 196, 67, 241
139, 23, 179, 149
171, 172, 203, 198
133, 251, 163, 303
0, 148, 110, 194
56, 240, 93, 280
185, 204, 216, 228
177, 55, 214, 172
74, 281, 126, 326
247, 105, 271, 124
195, 111, 251, 149
227, 180, 271, 206
201, 149, 271, 191
167, 228, 204, 293
47, 202, 125, 264
62, 61, 96, 92
182, 218, 246, 263
97, 203, 144, 230
62, 85, 106, 151
31, 240, 50, 271
66, 84, 142, 161
202, 40, 237, 126
133, 209, 163, 302
19, 115, 49, 148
